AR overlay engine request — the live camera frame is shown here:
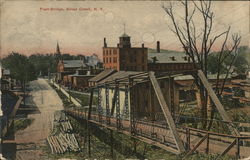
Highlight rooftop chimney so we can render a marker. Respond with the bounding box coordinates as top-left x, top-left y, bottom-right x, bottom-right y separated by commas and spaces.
142, 43, 144, 48
157, 41, 160, 53
104, 38, 107, 48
